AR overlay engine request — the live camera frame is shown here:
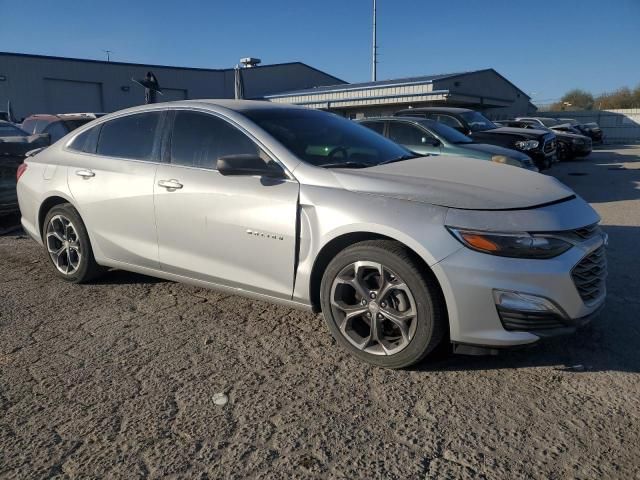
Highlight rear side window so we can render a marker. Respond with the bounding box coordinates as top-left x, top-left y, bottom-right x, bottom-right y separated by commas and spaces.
67, 125, 101, 154
96, 112, 161, 160
361, 121, 386, 135
170, 111, 263, 169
